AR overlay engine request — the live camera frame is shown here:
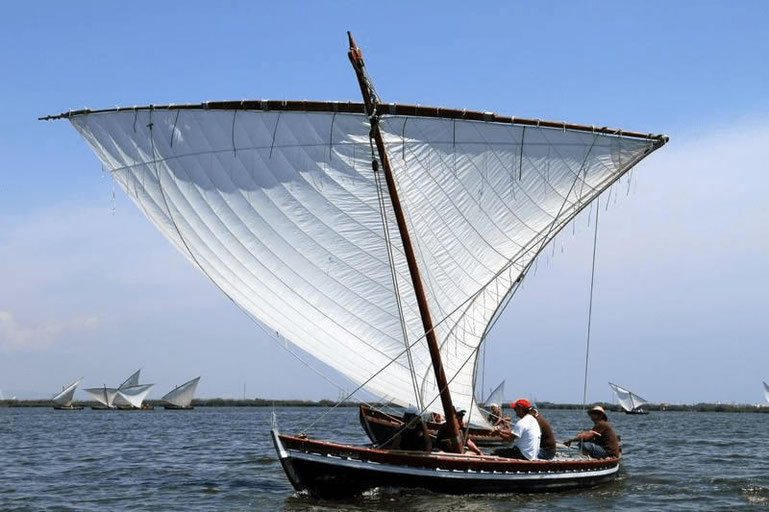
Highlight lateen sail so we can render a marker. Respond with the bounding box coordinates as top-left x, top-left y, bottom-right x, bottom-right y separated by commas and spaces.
161, 377, 200, 408
764, 381, 769, 404
114, 383, 154, 408
52, 378, 82, 407
609, 382, 648, 412
118, 369, 141, 390
83, 386, 118, 407
482, 380, 505, 407
61, 103, 664, 424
